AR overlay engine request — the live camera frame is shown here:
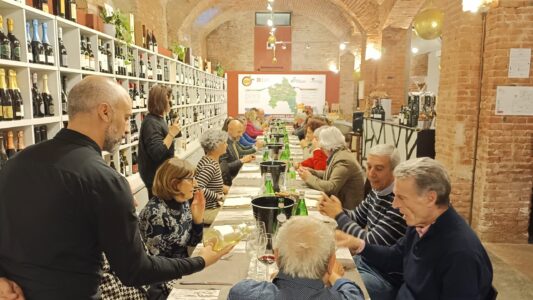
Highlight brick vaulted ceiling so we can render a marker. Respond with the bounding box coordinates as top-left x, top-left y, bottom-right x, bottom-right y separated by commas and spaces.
166, 0, 427, 48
